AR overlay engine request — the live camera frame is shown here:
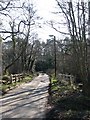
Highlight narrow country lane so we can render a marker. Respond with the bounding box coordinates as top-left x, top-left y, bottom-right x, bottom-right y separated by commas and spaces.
0, 74, 50, 119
